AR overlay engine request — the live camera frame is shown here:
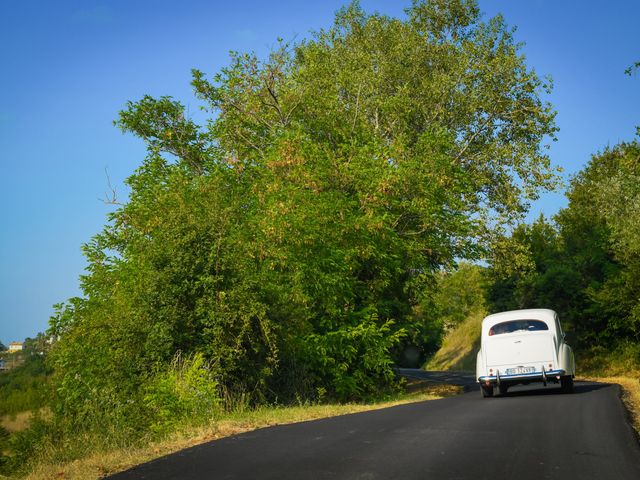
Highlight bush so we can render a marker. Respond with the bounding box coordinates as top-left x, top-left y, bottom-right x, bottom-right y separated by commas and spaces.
578, 341, 640, 376
304, 312, 405, 400
144, 352, 221, 435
